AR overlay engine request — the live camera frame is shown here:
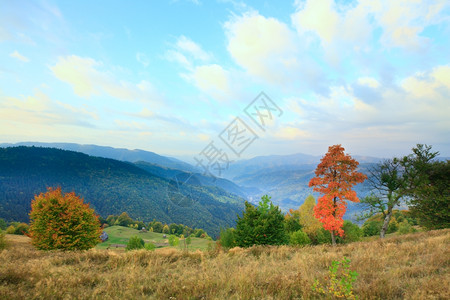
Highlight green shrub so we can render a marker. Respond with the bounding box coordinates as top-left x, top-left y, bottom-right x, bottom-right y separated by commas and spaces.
0, 230, 6, 250
219, 228, 236, 249
126, 236, 145, 250
312, 257, 358, 299
315, 227, 332, 244
289, 230, 311, 246
340, 221, 362, 243
387, 219, 398, 234
397, 220, 414, 235
144, 242, 156, 251
6, 225, 15, 234
168, 235, 179, 247
362, 220, 382, 237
